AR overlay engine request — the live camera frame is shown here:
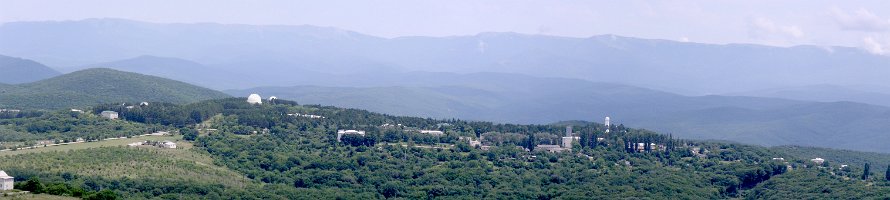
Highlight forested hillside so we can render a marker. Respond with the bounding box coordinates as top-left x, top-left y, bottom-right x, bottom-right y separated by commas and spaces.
0, 68, 229, 109
0, 54, 60, 84
3, 98, 887, 199
232, 81, 890, 153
